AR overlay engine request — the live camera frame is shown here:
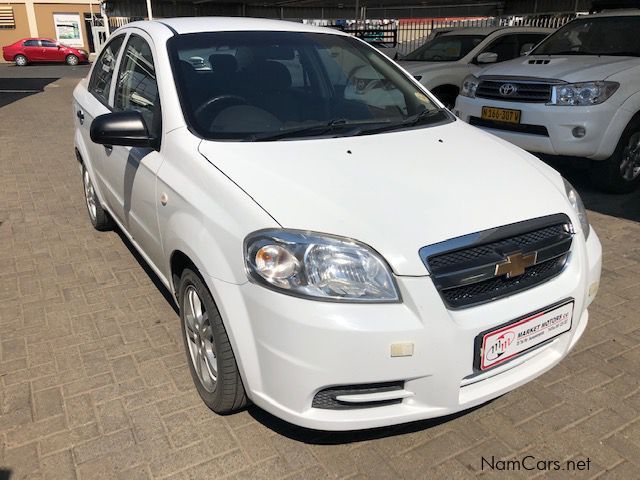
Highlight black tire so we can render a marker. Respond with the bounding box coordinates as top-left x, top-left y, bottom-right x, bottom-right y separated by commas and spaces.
14, 54, 27, 66
590, 118, 640, 194
81, 164, 113, 231
179, 269, 248, 414
431, 86, 459, 110
66, 54, 79, 66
